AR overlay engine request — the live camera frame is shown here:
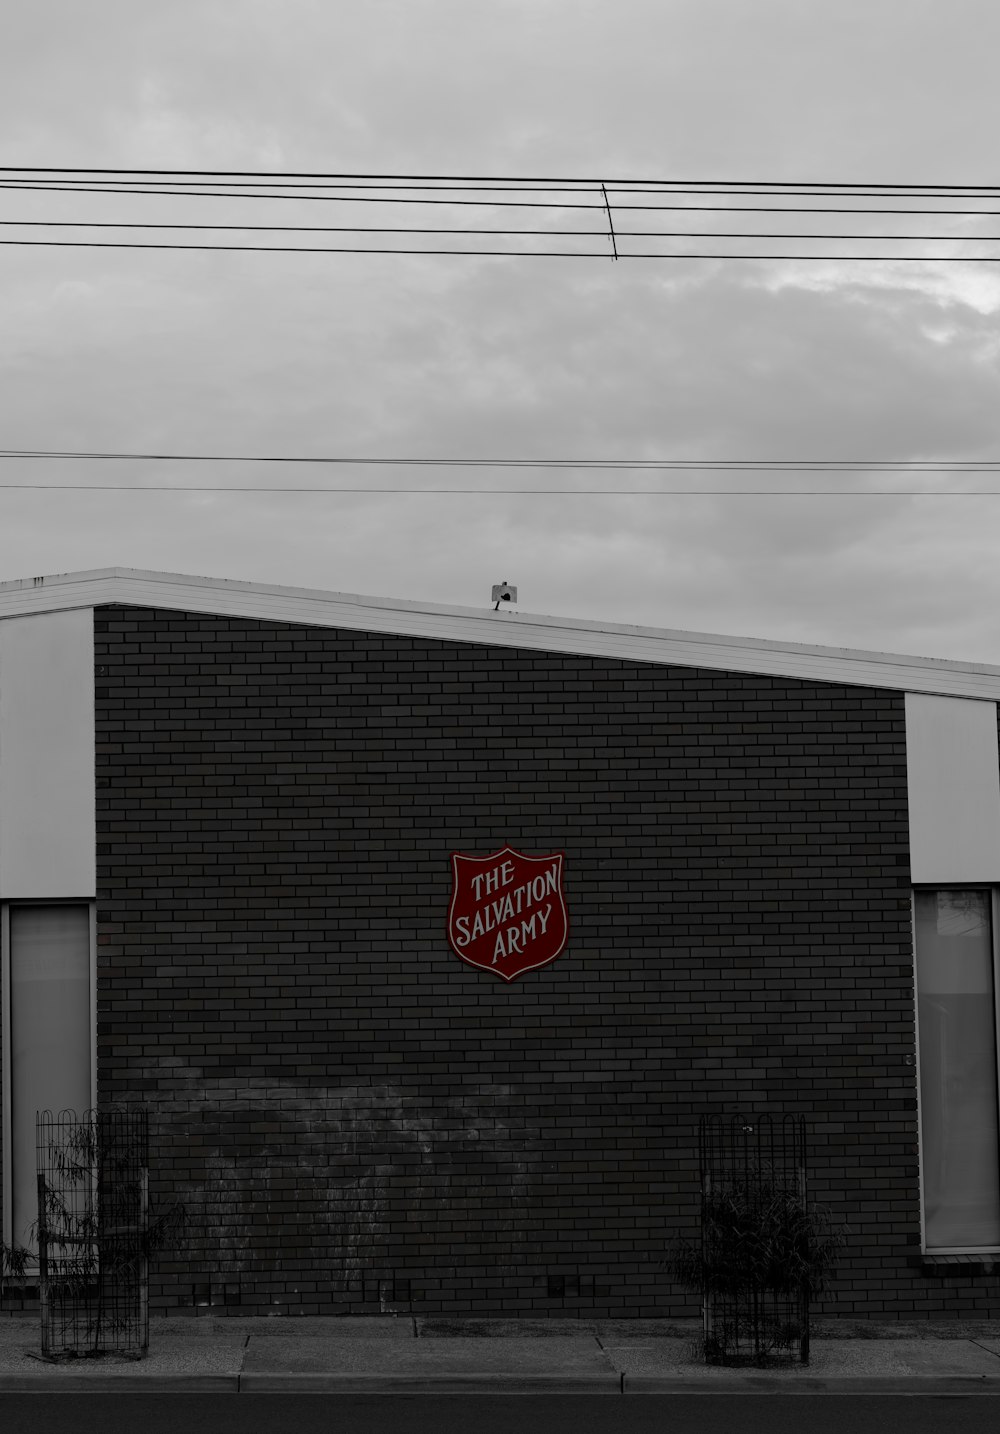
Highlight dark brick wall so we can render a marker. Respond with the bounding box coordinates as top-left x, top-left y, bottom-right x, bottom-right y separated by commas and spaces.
92, 603, 949, 1318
